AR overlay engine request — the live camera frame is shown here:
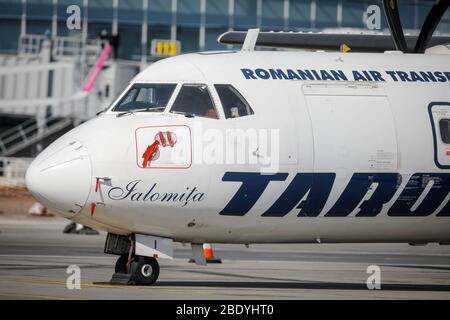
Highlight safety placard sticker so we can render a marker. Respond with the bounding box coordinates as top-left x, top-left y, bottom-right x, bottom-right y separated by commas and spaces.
135, 125, 192, 169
